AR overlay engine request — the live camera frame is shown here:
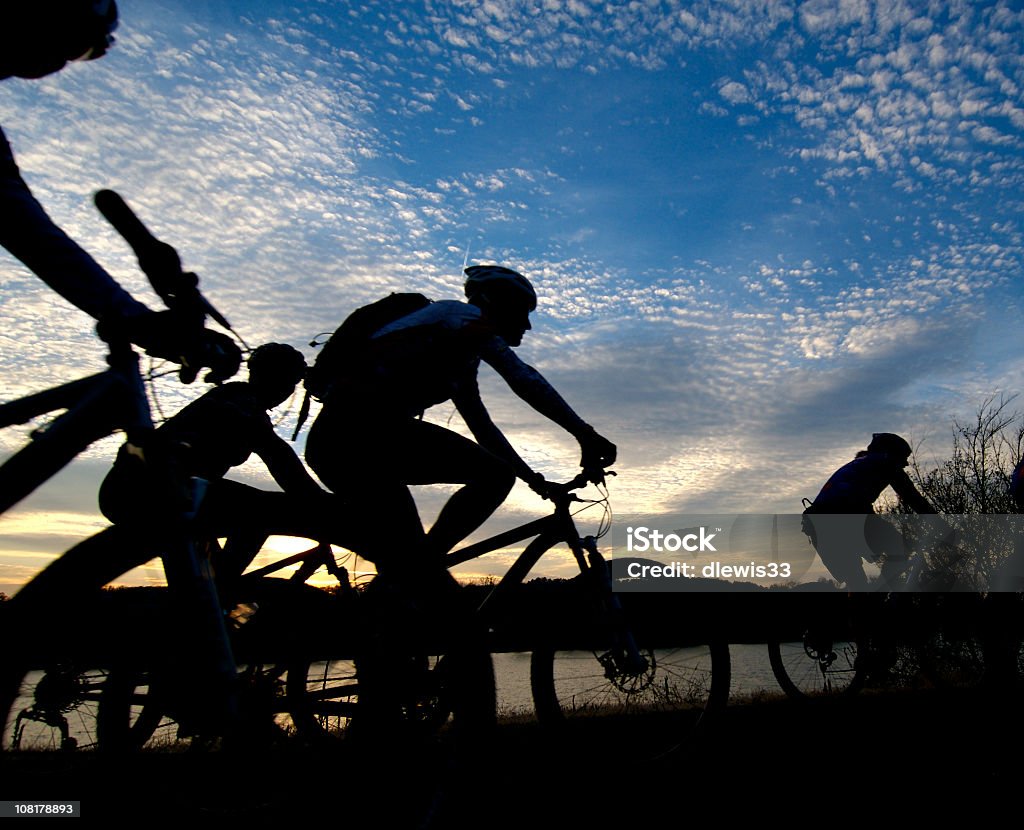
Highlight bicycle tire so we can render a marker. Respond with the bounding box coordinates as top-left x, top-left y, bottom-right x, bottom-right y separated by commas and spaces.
529, 641, 730, 725
98, 659, 302, 750
96, 668, 180, 751
287, 648, 496, 742
767, 637, 867, 699
0, 658, 25, 750
286, 657, 360, 739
